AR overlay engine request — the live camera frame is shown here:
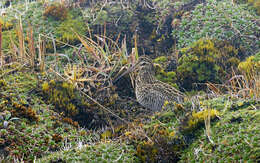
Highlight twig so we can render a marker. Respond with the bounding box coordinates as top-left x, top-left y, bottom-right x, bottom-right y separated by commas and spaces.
80, 90, 129, 124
